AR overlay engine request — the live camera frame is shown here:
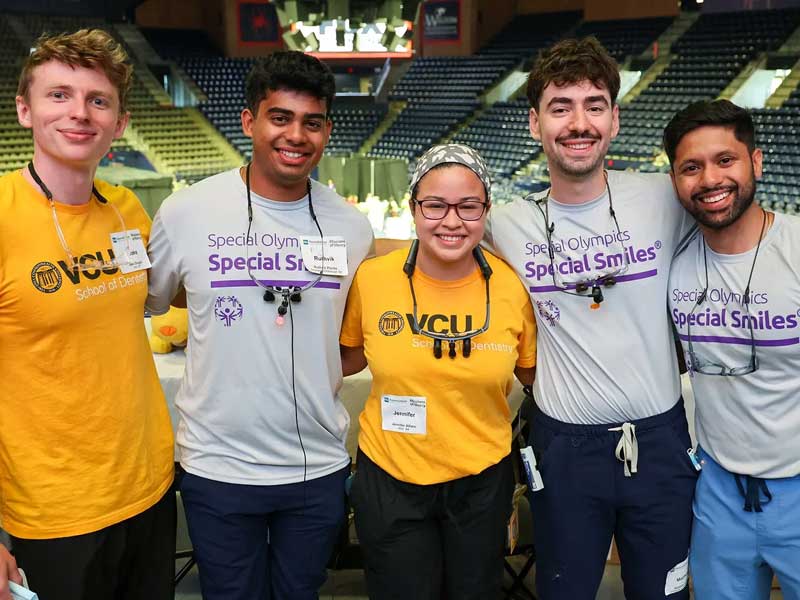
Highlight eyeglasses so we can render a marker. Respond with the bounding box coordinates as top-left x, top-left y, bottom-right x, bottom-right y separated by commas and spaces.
535, 174, 629, 307
404, 240, 492, 359
243, 164, 323, 325
684, 210, 767, 377
414, 200, 487, 221
50, 199, 134, 272
685, 290, 758, 376
28, 162, 134, 273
